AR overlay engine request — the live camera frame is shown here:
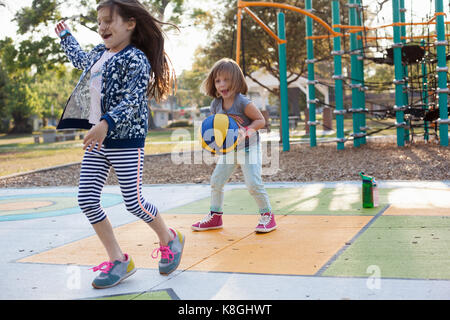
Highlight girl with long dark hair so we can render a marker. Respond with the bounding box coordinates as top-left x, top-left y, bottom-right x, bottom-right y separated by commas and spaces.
55, 0, 184, 289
